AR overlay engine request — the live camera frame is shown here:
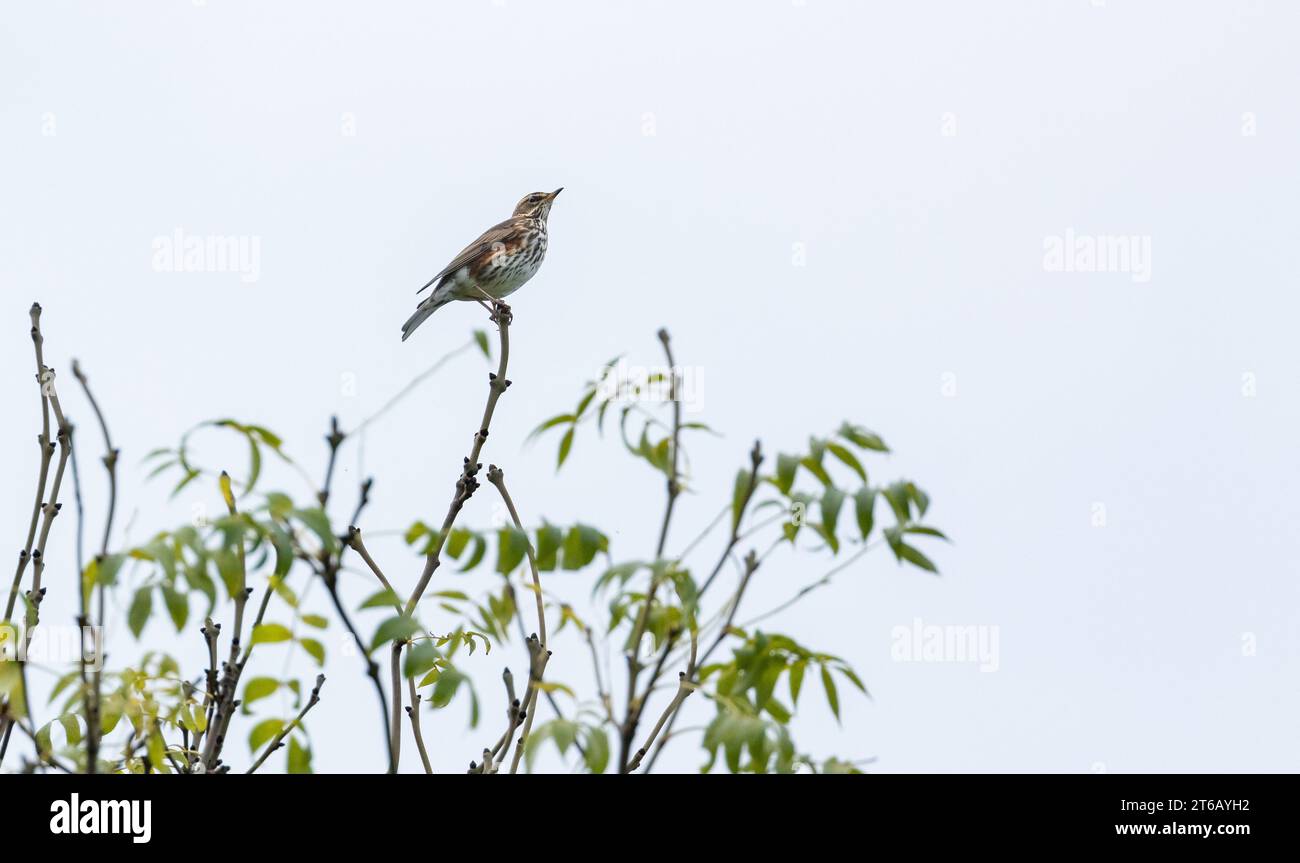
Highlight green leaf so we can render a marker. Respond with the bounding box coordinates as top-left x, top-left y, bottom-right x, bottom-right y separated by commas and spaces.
288, 735, 312, 774
34, 722, 53, 756
764, 698, 792, 724
298, 637, 326, 666
789, 659, 806, 705
268, 524, 295, 578
360, 588, 402, 611
290, 507, 340, 556
59, 714, 82, 746
403, 521, 429, 545
370, 615, 421, 652
127, 586, 152, 638
853, 488, 877, 539
882, 482, 911, 523
774, 453, 799, 495
251, 623, 293, 645
730, 469, 751, 532
562, 525, 606, 571
219, 471, 236, 511
473, 329, 491, 359
242, 677, 279, 711
837, 665, 869, 695
800, 457, 833, 487
826, 442, 867, 482
213, 548, 243, 600
160, 583, 188, 632
557, 427, 576, 469
838, 422, 888, 452
535, 523, 563, 572
896, 542, 938, 574
821, 487, 846, 538
429, 666, 467, 708
821, 665, 840, 721
249, 718, 284, 753
403, 640, 439, 678
906, 525, 948, 541
583, 726, 610, 774
147, 729, 168, 773
527, 413, 574, 443
301, 614, 328, 629
496, 527, 530, 575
